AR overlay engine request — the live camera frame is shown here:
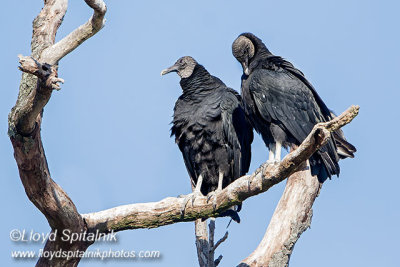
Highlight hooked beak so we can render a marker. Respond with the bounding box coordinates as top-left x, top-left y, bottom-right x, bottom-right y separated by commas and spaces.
161, 64, 179, 76
242, 58, 250, 75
